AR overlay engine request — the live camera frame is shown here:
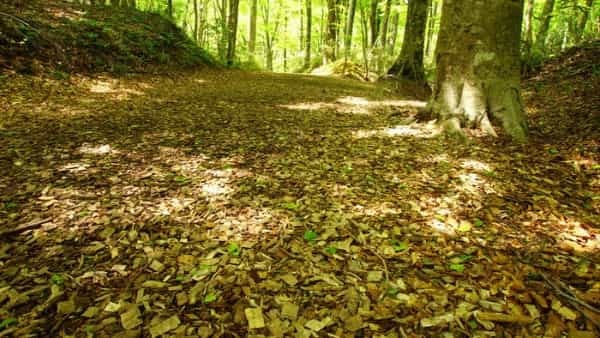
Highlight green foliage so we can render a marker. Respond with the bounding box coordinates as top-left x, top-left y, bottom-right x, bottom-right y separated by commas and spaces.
0, 318, 17, 330
303, 230, 318, 242
227, 243, 241, 257
50, 273, 65, 286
